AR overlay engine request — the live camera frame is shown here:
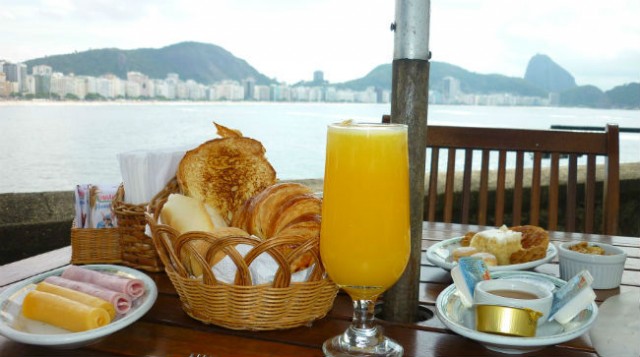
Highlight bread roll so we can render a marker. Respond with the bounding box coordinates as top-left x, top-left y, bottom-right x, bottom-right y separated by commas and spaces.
160, 193, 218, 277
160, 193, 216, 233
